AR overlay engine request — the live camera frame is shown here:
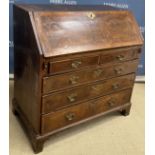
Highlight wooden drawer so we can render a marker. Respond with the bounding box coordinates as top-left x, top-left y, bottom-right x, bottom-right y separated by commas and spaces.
42, 74, 134, 114
41, 89, 131, 134
43, 60, 138, 94
41, 99, 90, 134
90, 89, 131, 115
48, 55, 99, 74
100, 48, 141, 65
